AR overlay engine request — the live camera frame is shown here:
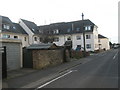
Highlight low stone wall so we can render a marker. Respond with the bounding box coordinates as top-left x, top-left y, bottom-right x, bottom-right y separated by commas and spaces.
32, 49, 64, 69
